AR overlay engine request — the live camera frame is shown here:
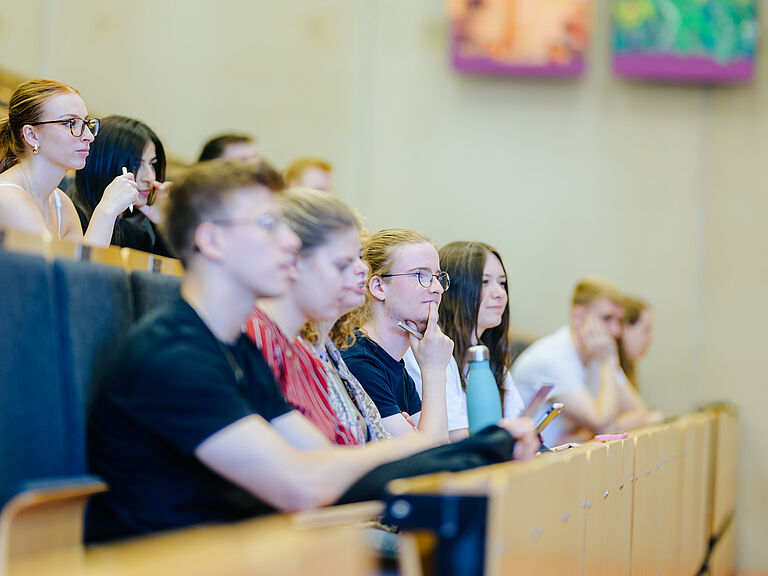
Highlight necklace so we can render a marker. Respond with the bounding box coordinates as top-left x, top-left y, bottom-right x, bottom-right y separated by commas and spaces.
216, 339, 245, 386
185, 297, 246, 386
